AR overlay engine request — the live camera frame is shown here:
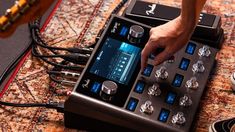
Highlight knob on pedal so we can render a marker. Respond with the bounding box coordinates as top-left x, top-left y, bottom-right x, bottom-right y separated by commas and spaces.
128, 25, 144, 43
148, 83, 161, 96
192, 61, 205, 73
100, 80, 118, 101
140, 100, 154, 115
155, 66, 168, 81
185, 77, 199, 90
172, 112, 186, 125
198, 45, 211, 57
